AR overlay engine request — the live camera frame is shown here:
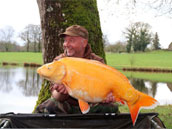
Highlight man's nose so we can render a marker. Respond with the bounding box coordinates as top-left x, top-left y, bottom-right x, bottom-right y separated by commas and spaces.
63, 41, 70, 47
63, 41, 68, 47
